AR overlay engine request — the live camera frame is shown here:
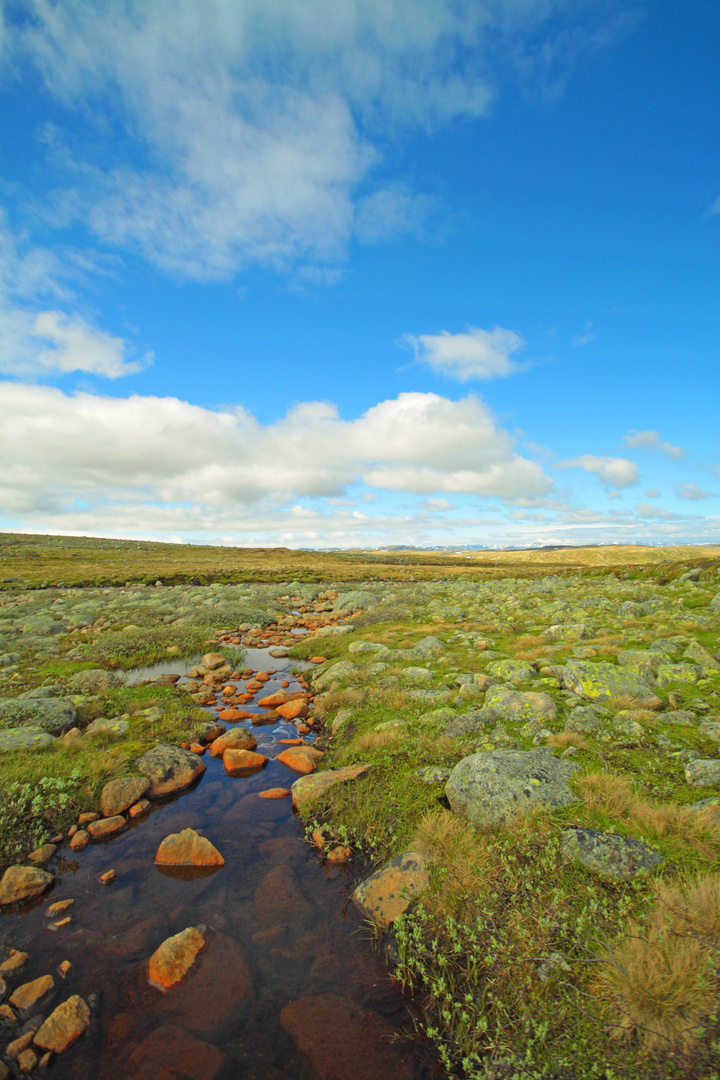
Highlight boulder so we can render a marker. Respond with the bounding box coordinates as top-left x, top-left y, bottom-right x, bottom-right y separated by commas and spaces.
152, 932, 251, 1038
685, 759, 720, 787
484, 686, 557, 726
277, 745, 323, 775
126, 1025, 226, 1080
223, 748, 268, 776
208, 729, 256, 758
312, 661, 361, 692
148, 926, 207, 990
446, 747, 579, 826
563, 660, 661, 708
85, 716, 130, 738
137, 744, 206, 799
0, 865, 53, 906
33, 996, 90, 1054
87, 816, 126, 839
201, 653, 227, 671
353, 850, 429, 927
560, 828, 663, 881
332, 590, 379, 615
275, 699, 309, 721
280, 994, 413, 1080
291, 764, 370, 812
0, 697, 76, 735
657, 663, 700, 688
67, 669, 119, 694
542, 623, 587, 642
9, 974, 54, 1012
683, 640, 720, 673
100, 777, 150, 817
155, 829, 224, 868
486, 658, 535, 685
0, 727, 55, 750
